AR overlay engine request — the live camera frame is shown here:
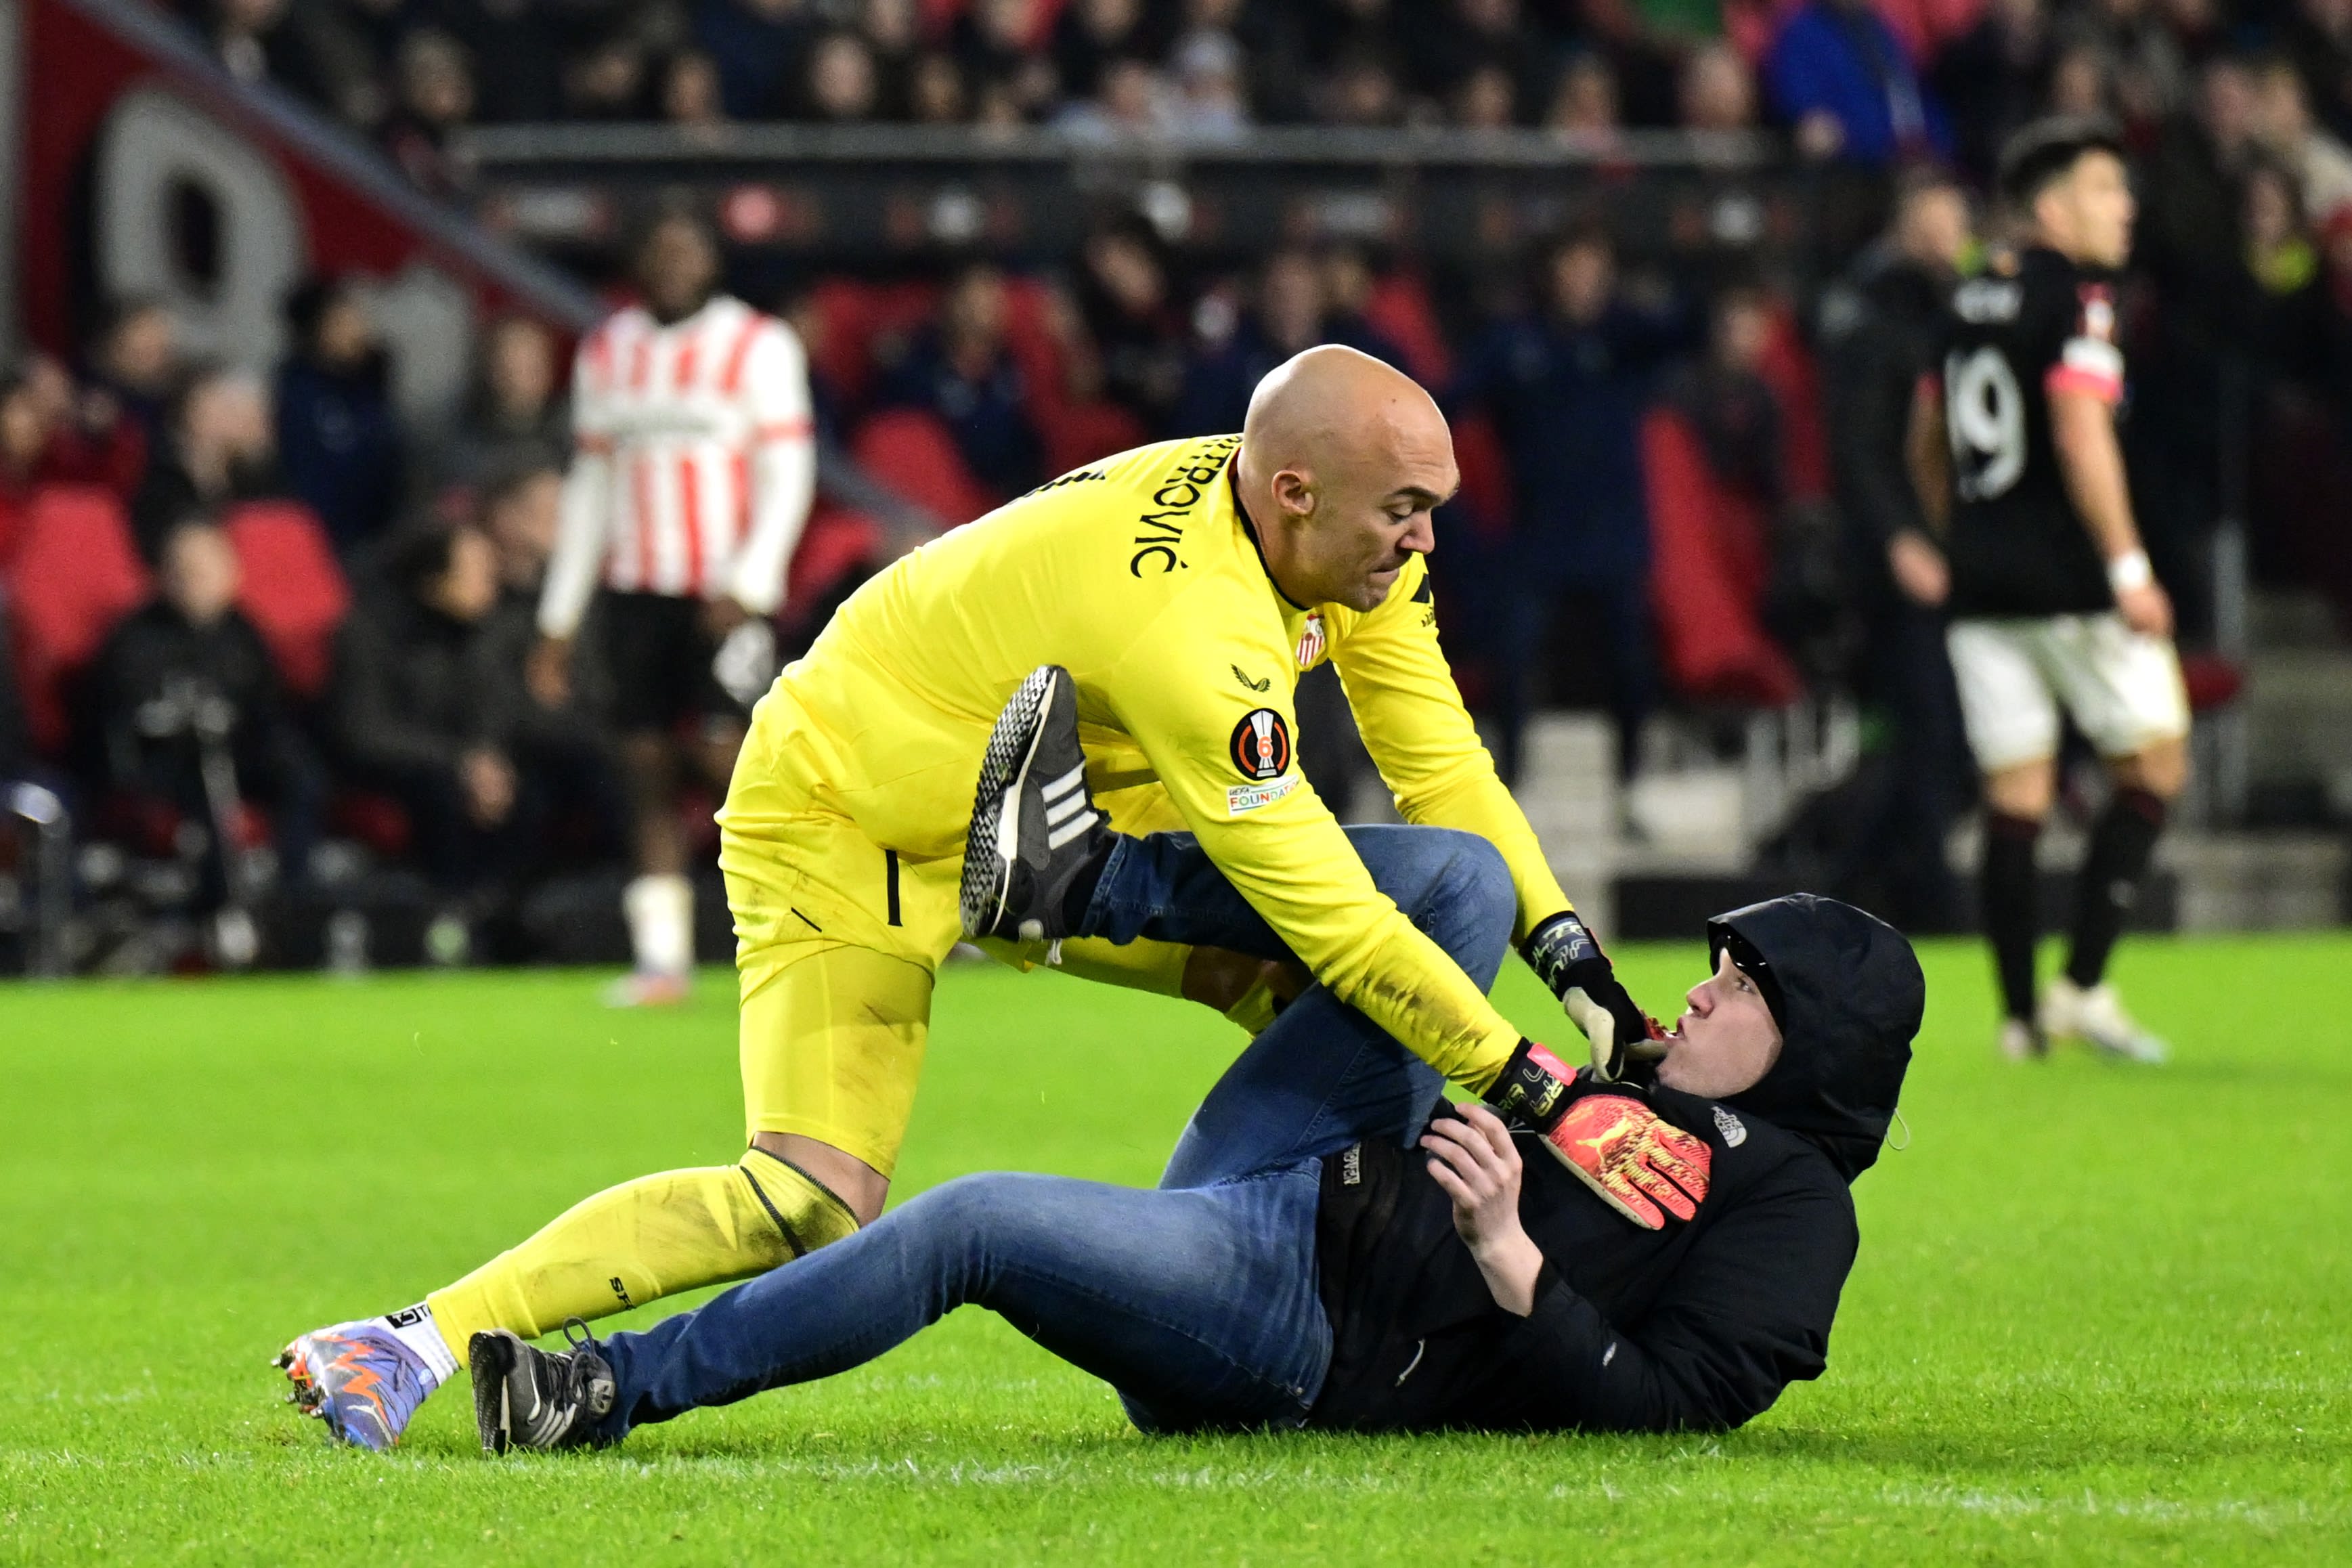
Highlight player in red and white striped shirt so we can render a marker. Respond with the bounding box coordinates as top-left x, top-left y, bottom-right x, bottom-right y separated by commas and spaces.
534, 212, 816, 1005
